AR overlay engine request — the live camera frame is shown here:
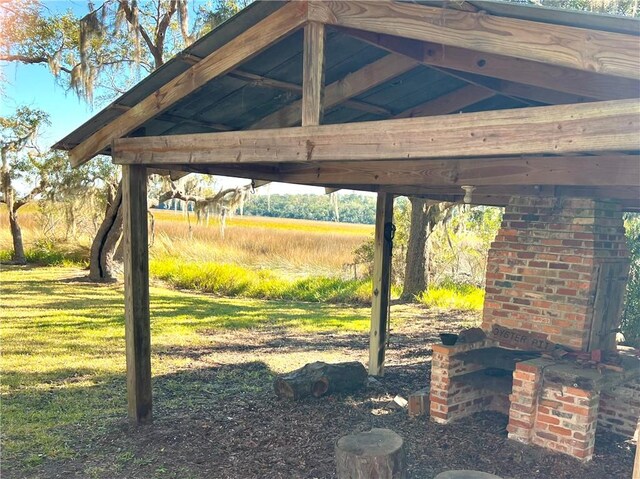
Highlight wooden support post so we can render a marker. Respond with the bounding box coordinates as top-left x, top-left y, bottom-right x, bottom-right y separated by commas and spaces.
122, 163, 152, 424
369, 193, 394, 377
633, 420, 639, 479
302, 21, 325, 126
